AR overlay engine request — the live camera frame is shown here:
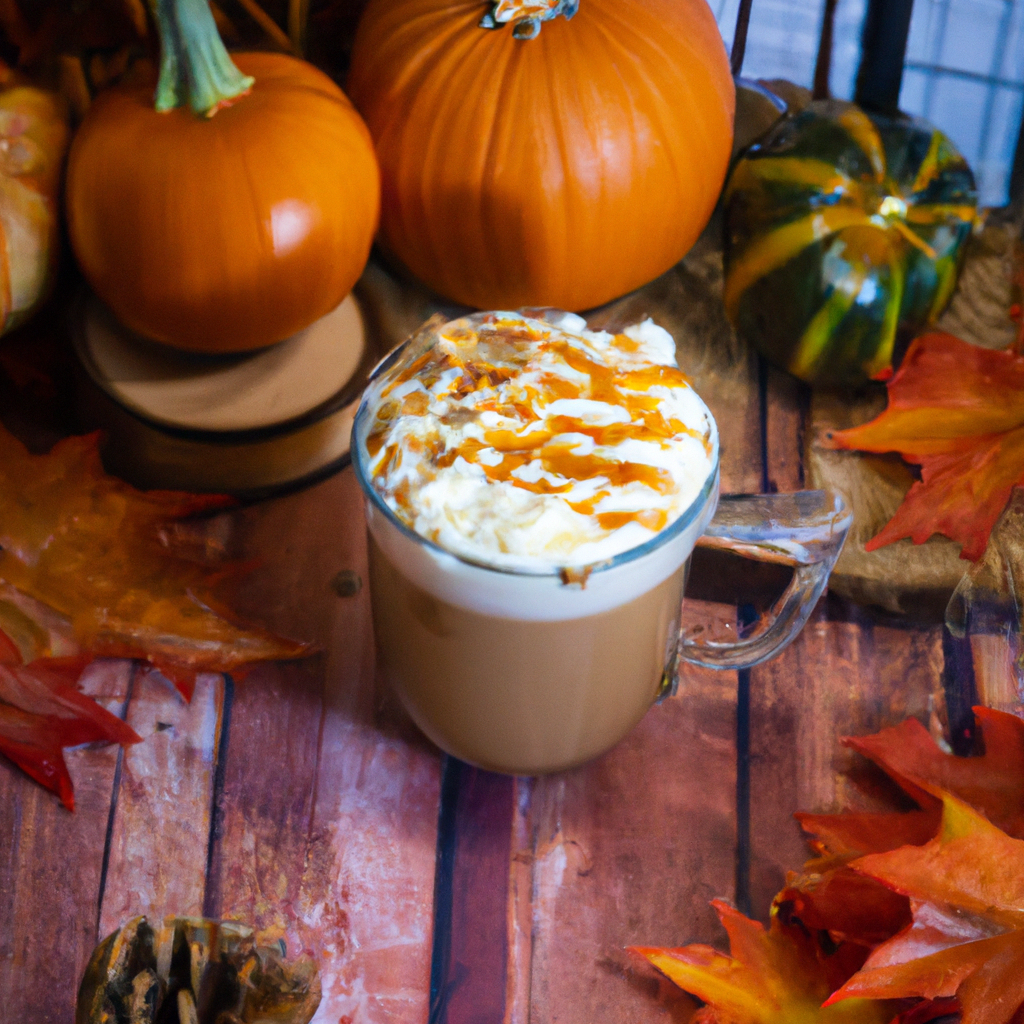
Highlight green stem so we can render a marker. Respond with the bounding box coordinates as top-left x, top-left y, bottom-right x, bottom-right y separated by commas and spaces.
148, 0, 254, 117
